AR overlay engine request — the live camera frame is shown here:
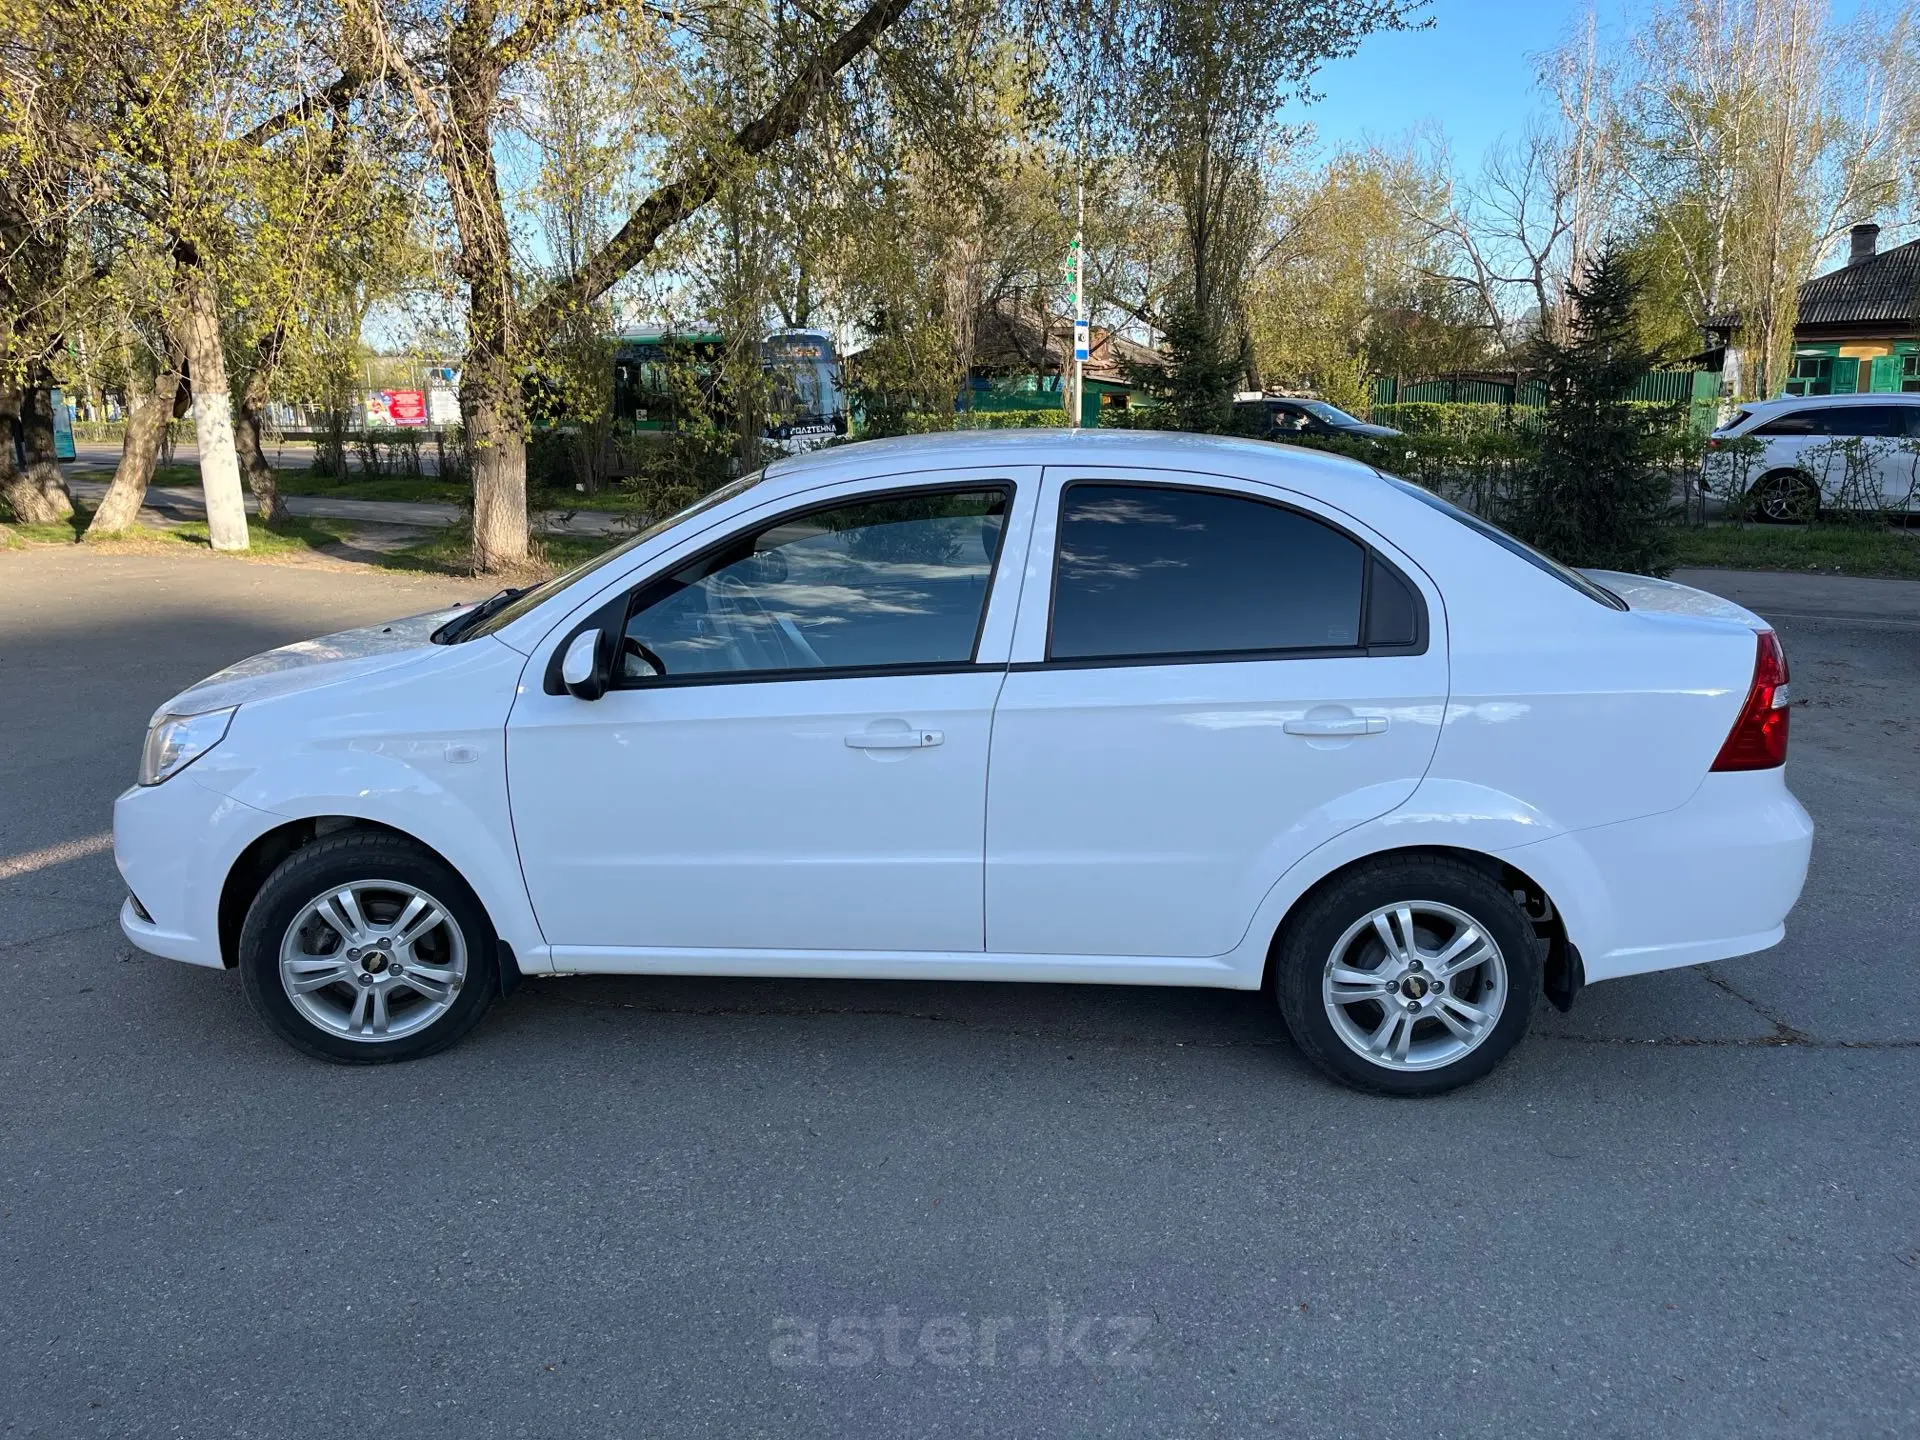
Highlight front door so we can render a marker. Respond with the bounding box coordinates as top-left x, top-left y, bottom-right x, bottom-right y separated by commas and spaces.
508, 476, 1031, 958
985, 471, 1447, 959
